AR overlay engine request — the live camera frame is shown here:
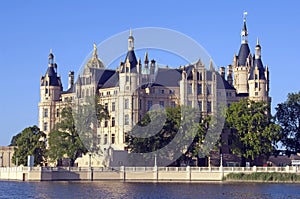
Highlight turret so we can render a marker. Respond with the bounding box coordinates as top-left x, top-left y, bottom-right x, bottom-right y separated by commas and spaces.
233, 12, 251, 94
